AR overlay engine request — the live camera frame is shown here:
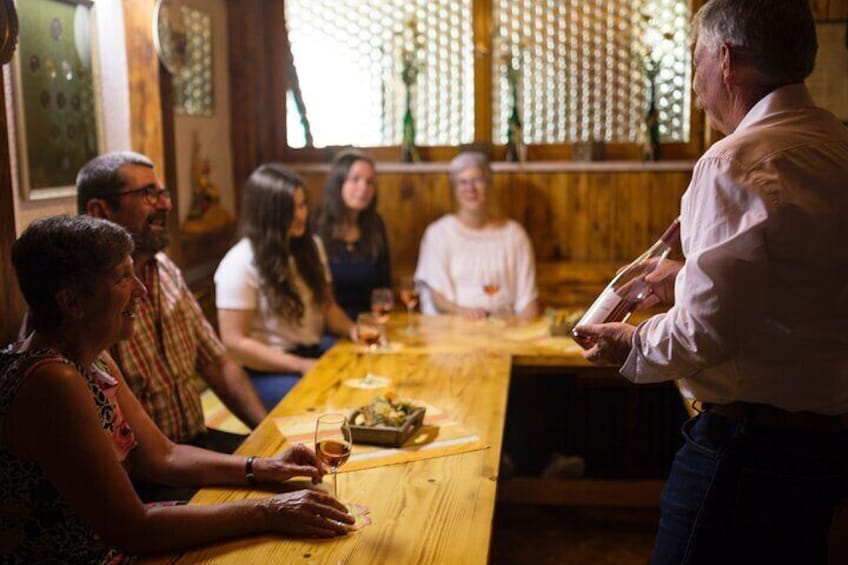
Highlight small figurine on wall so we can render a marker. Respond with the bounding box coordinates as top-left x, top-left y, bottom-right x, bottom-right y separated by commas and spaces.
181, 132, 233, 234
